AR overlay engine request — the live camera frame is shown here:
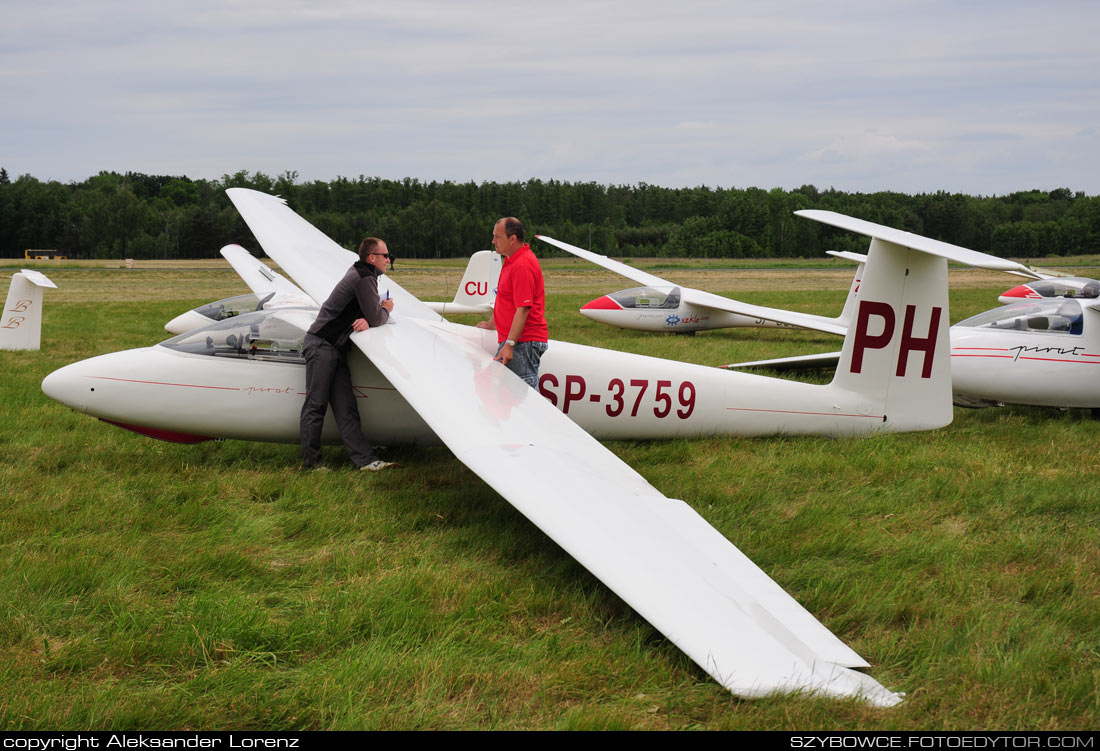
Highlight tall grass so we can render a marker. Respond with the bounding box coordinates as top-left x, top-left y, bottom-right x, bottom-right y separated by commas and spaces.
1, 265, 1097, 729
